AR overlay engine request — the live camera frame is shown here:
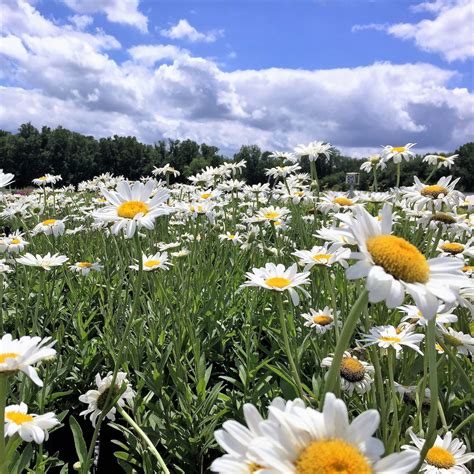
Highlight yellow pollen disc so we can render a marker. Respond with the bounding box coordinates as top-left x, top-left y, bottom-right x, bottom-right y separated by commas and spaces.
370, 155, 380, 163
313, 315, 333, 326
340, 357, 366, 382
144, 260, 161, 268
420, 185, 449, 198
438, 156, 448, 161
391, 146, 406, 153
443, 333, 463, 347
200, 193, 212, 199
38, 176, 47, 181
295, 438, 372, 474
379, 336, 401, 343
431, 212, 456, 224
249, 463, 265, 473
333, 197, 354, 206
265, 277, 291, 289
0, 352, 19, 364
6, 412, 34, 425
294, 191, 305, 197
264, 211, 280, 219
312, 253, 331, 263
10, 239, 21, 244
366, 235, 429, 283
228, 234, 236, 239
441, 242, 464, 254
42, 219, 57, 226
462, 265, 474, 272
77, 262, 92, 268
435, 343, 444, 352
117, 200, 149, 219
426, 446, 456, 469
